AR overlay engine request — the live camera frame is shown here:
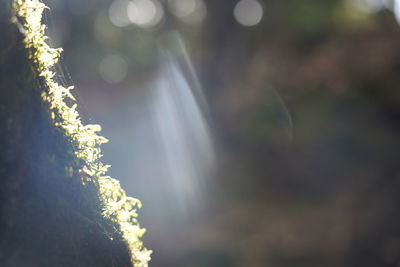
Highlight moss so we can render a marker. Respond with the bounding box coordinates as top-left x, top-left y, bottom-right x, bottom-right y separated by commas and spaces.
4, 0, 151, 266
